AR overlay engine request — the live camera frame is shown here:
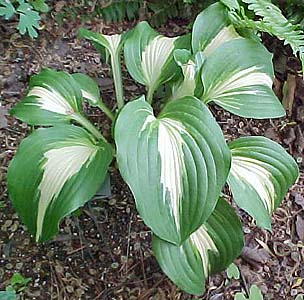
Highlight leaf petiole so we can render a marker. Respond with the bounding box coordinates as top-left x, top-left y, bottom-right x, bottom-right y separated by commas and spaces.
72, 113, 107, 143
96, 98, 115, 121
